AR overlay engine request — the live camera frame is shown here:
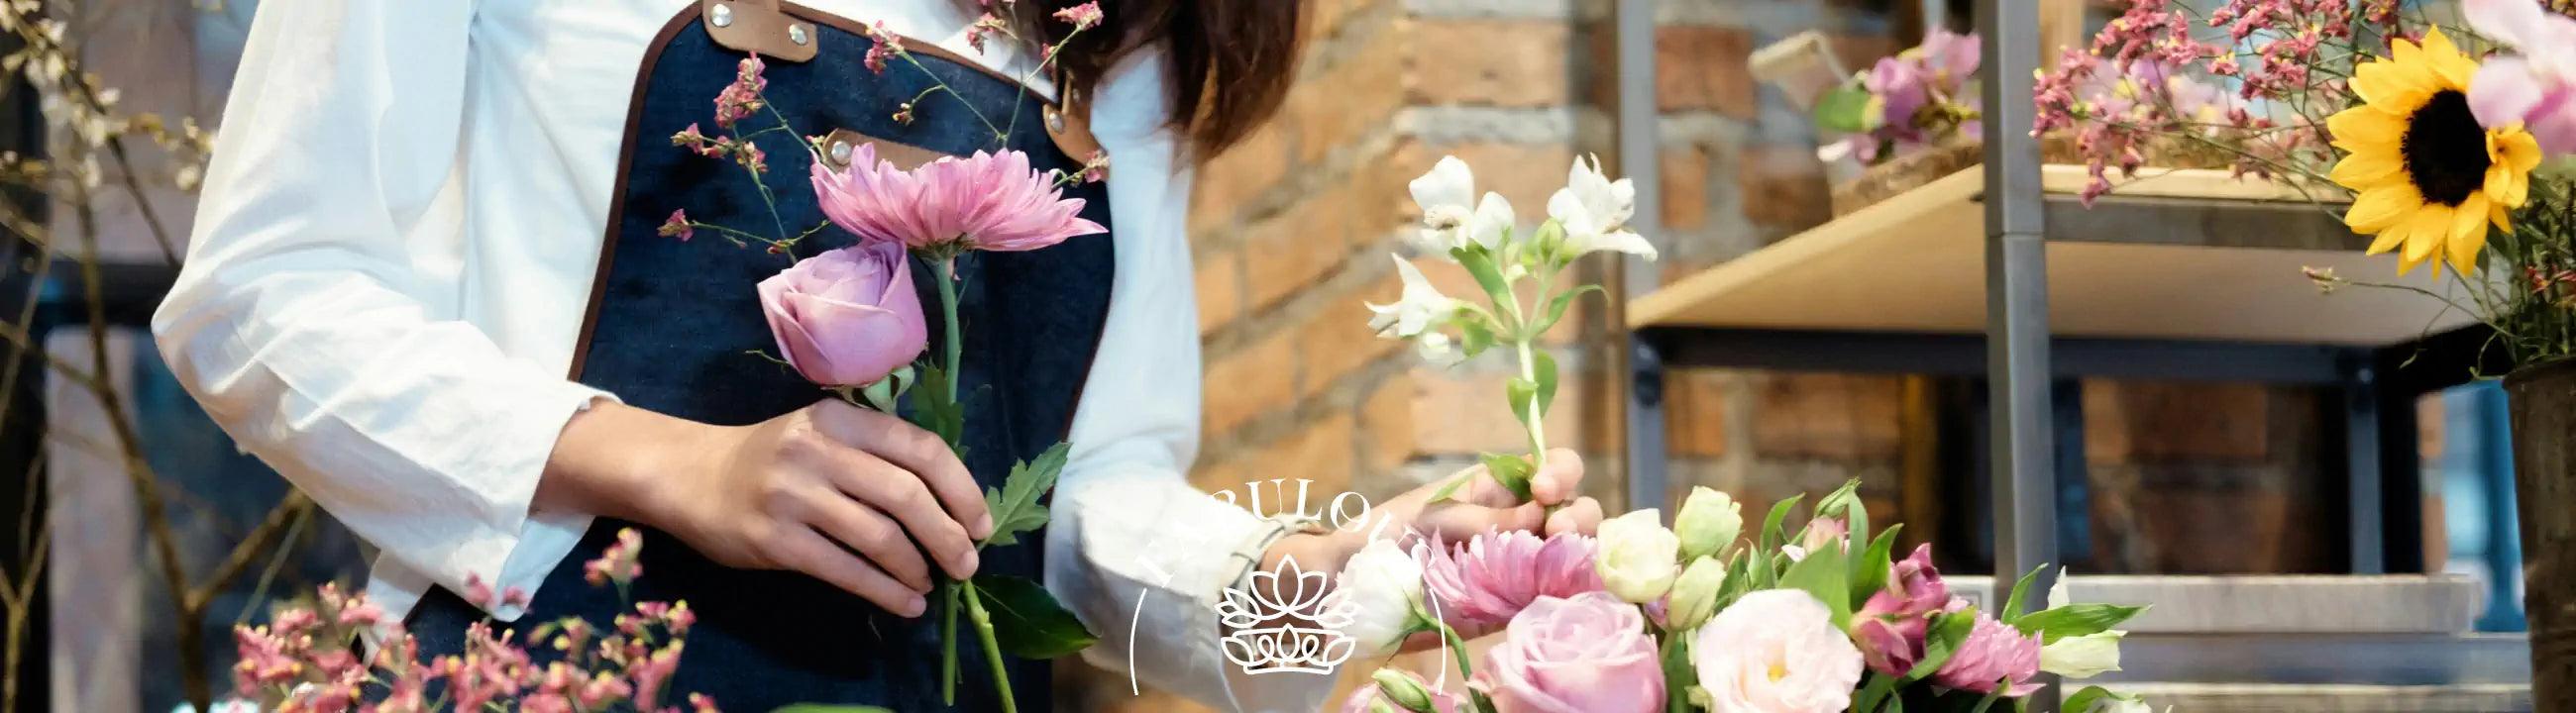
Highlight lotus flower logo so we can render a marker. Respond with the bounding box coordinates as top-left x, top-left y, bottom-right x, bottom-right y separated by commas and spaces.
1214, 556, 1359, 675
